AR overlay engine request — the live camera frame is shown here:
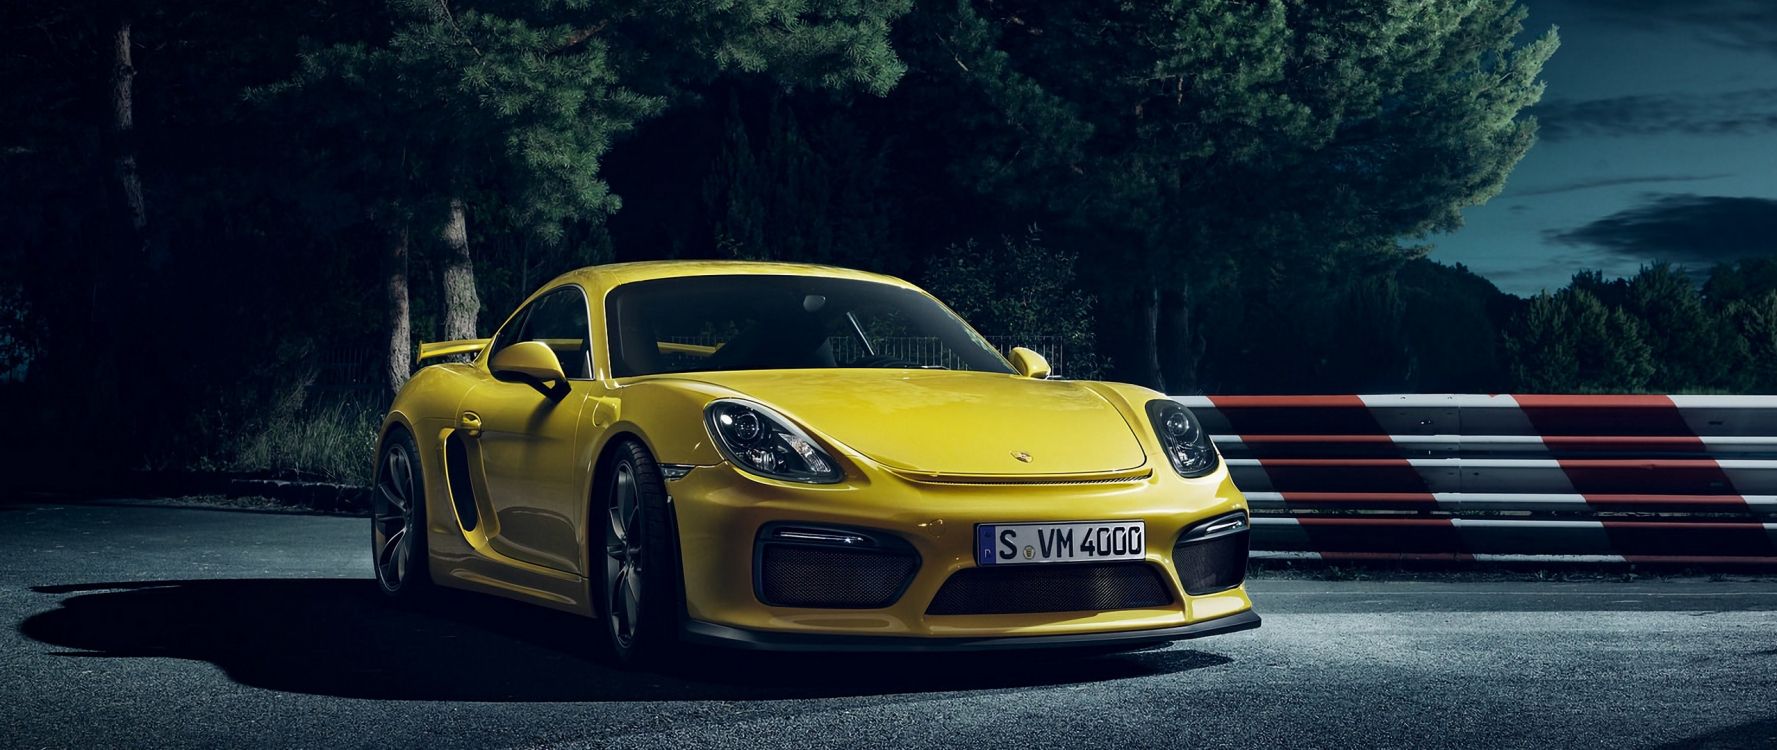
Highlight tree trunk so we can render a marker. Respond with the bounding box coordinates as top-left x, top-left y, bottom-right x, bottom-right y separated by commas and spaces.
110, 14, 147, 253
1127, 286, 1166, 392
440, 198, 480, 341
1158, 287, 1198, 394
386, 228, 412, 397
